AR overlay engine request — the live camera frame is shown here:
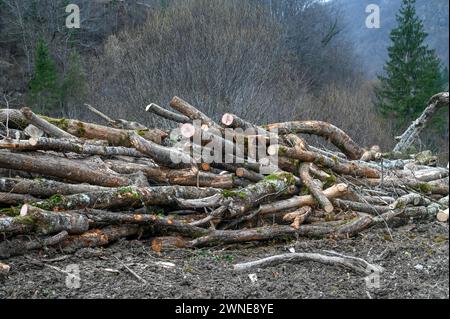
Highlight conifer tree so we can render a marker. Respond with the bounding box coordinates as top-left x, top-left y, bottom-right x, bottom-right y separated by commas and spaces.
61, 49, 87, 111
28, 39, 60, 114
376, 0, 444, 128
